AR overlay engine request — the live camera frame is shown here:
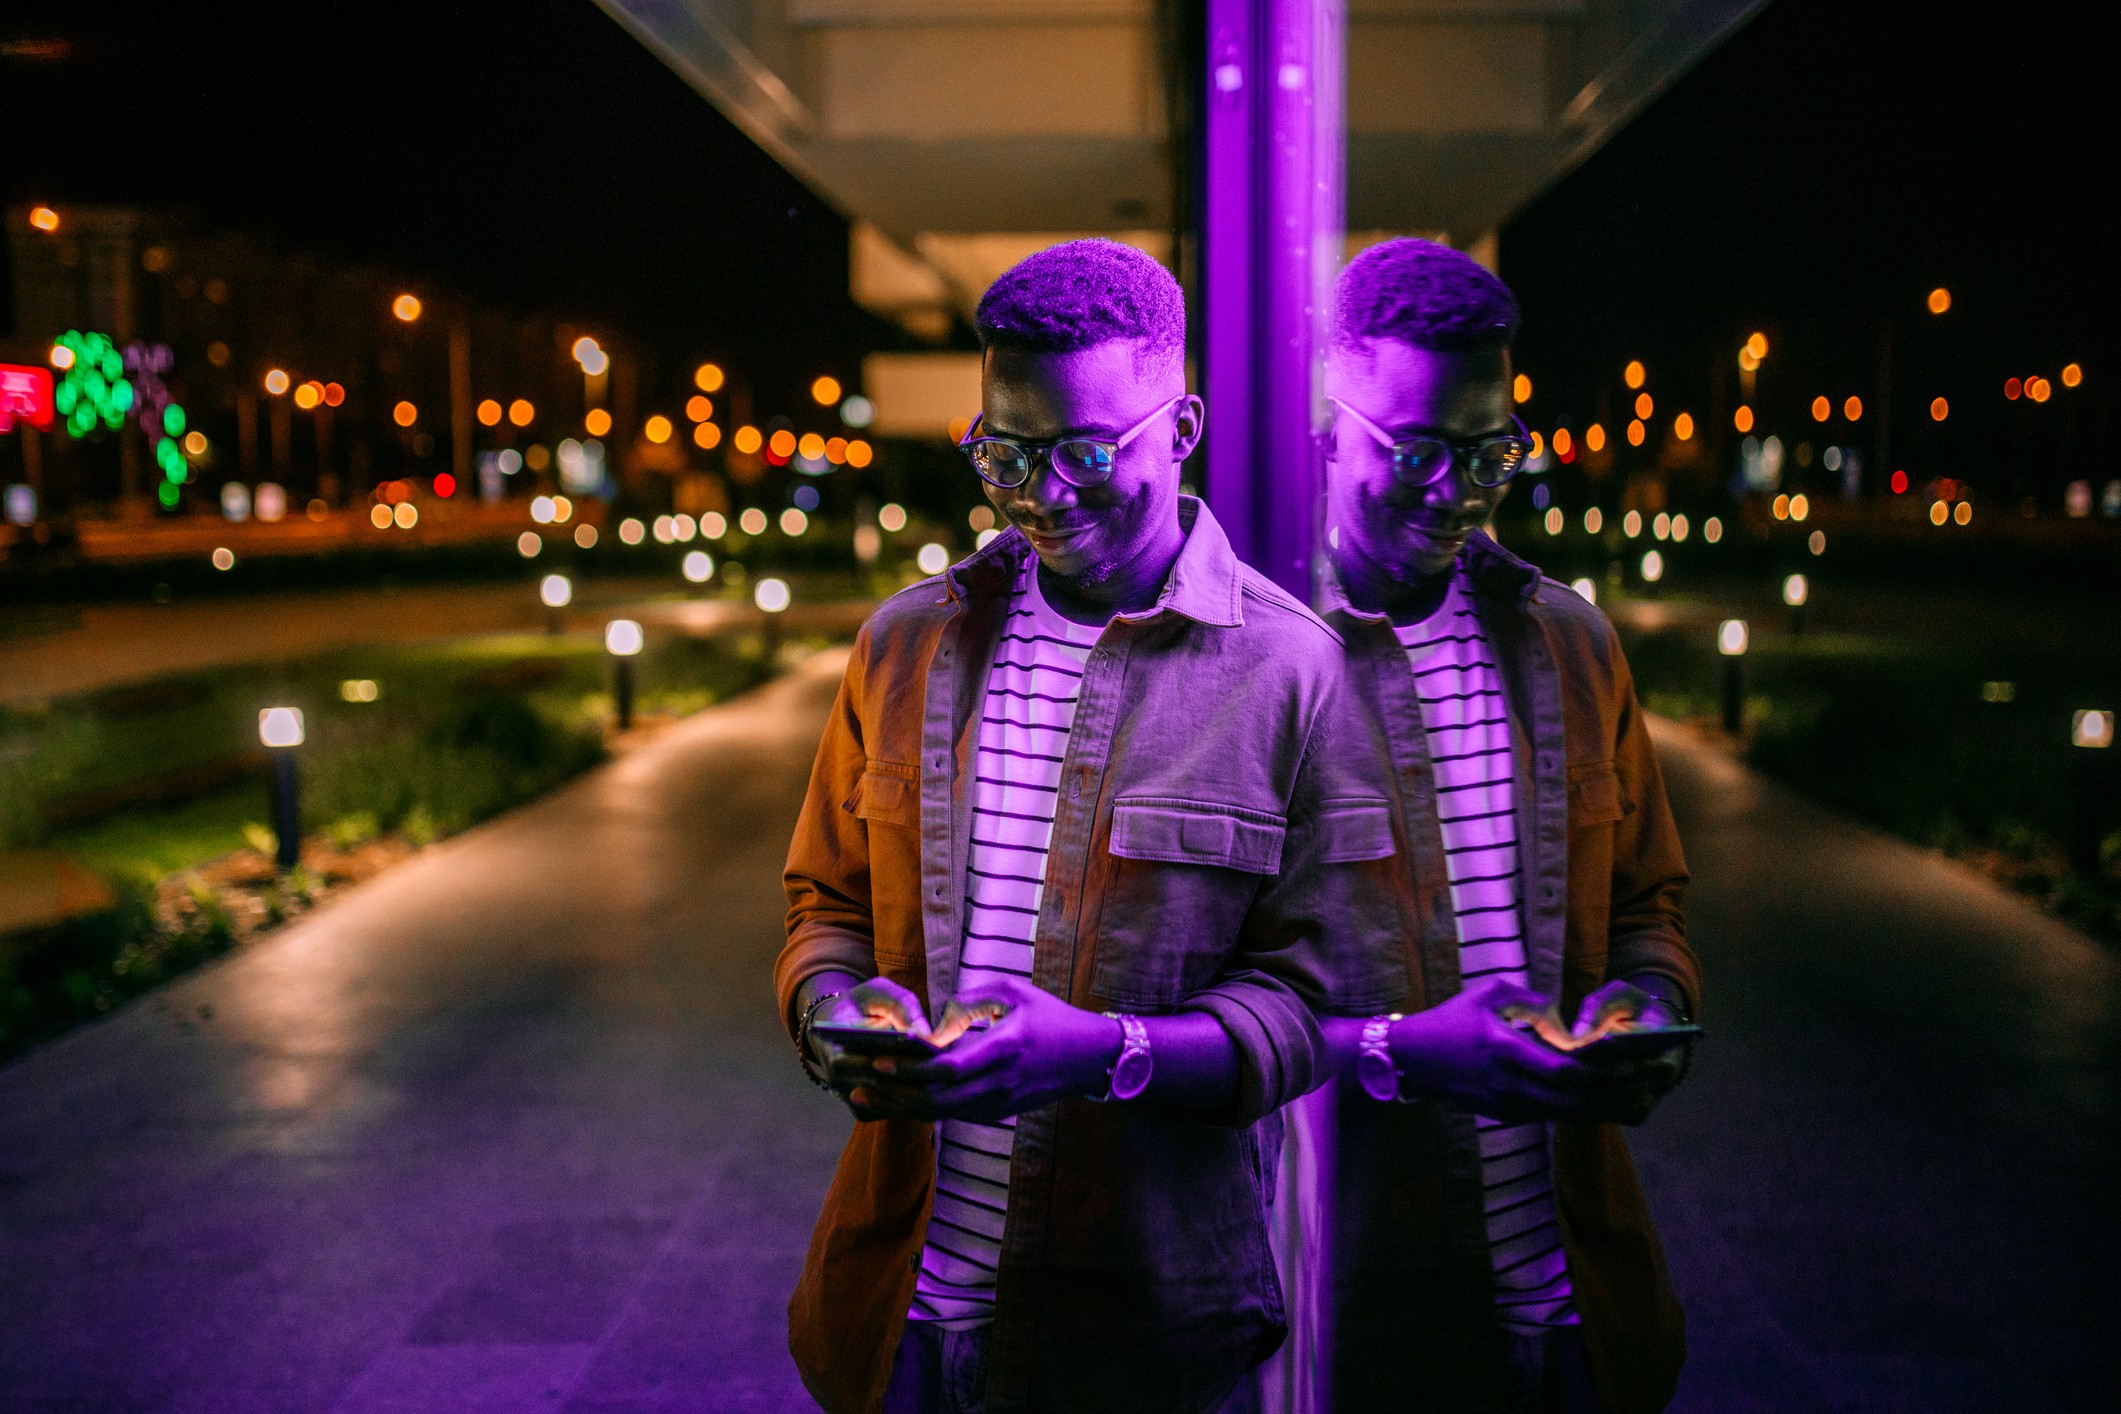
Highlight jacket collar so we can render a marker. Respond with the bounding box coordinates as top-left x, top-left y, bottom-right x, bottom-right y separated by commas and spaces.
1318, 528, 1542, 624
941, 494, 1245, 628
